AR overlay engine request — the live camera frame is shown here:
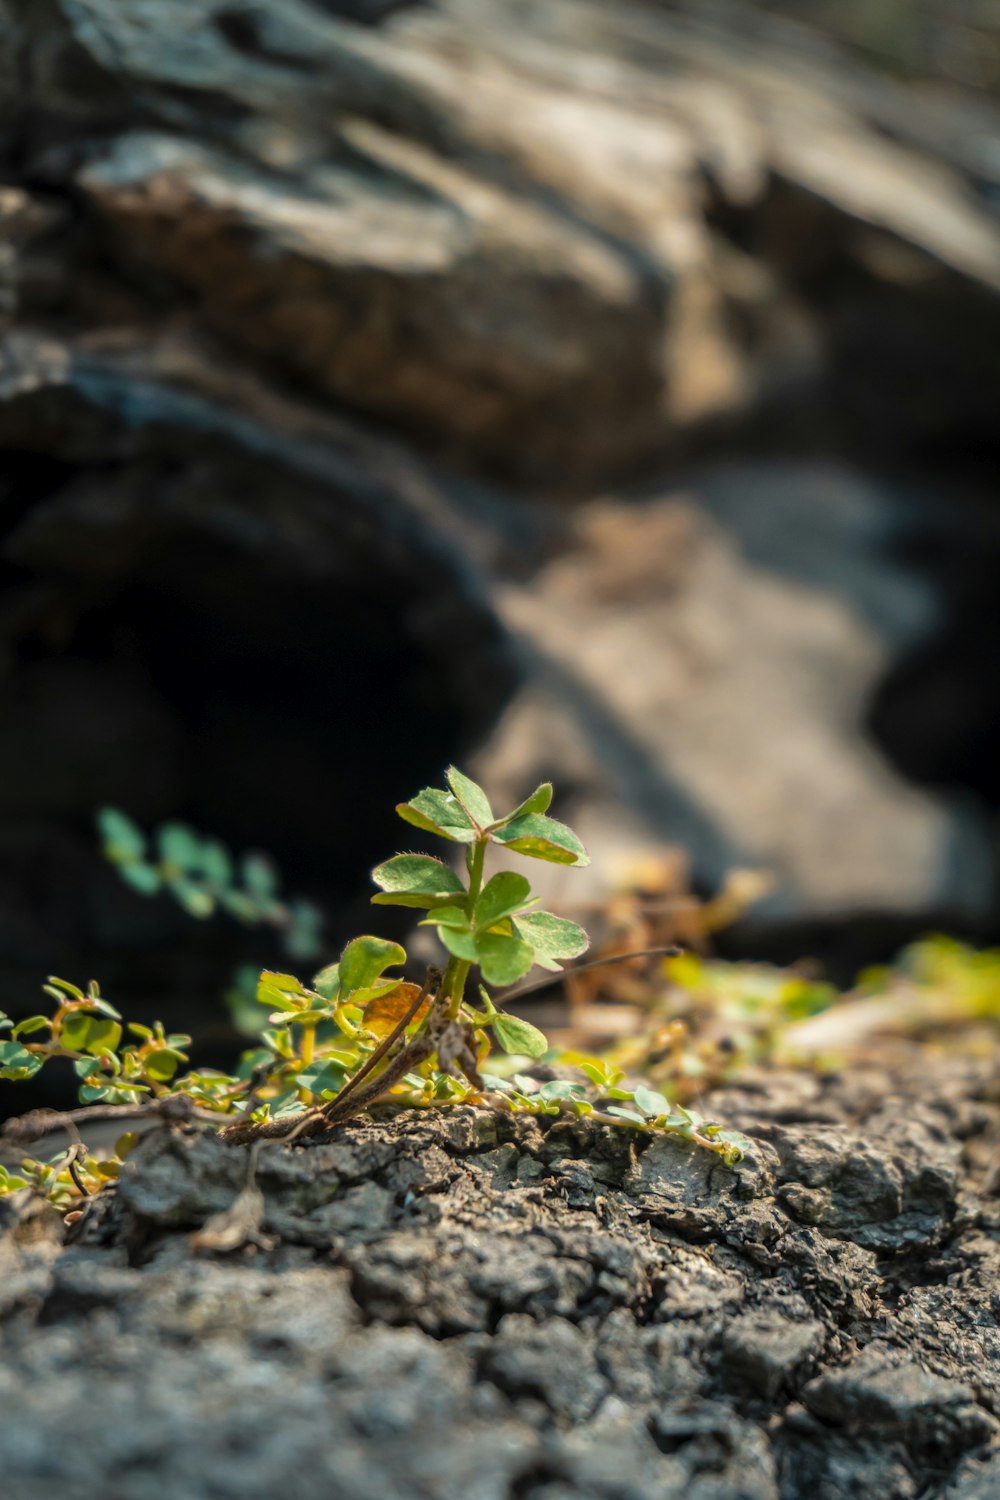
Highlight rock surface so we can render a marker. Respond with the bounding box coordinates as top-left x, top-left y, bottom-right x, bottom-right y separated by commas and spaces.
472, 465, 995, 925
1, 0, 1000, 1025
1, 1053, 998, 1498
